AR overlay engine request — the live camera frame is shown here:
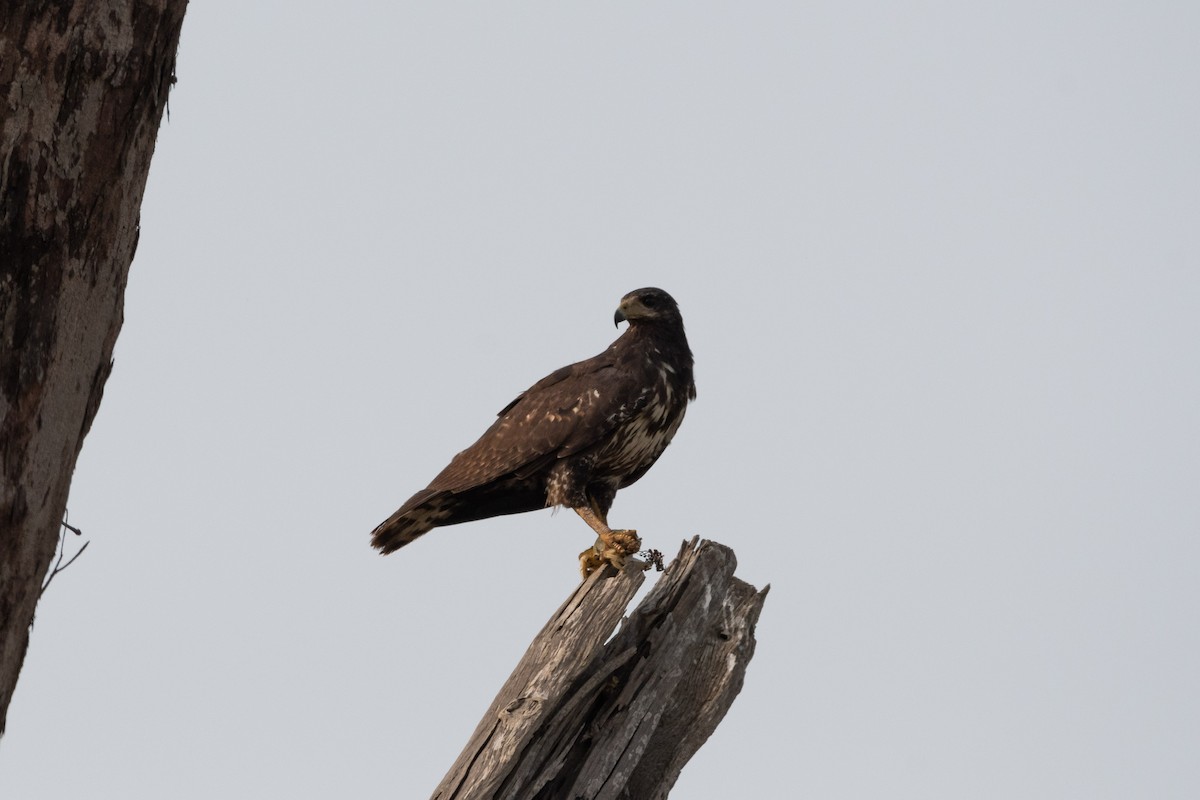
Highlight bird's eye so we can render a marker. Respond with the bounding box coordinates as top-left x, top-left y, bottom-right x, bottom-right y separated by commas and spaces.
641, 295, 658, 309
